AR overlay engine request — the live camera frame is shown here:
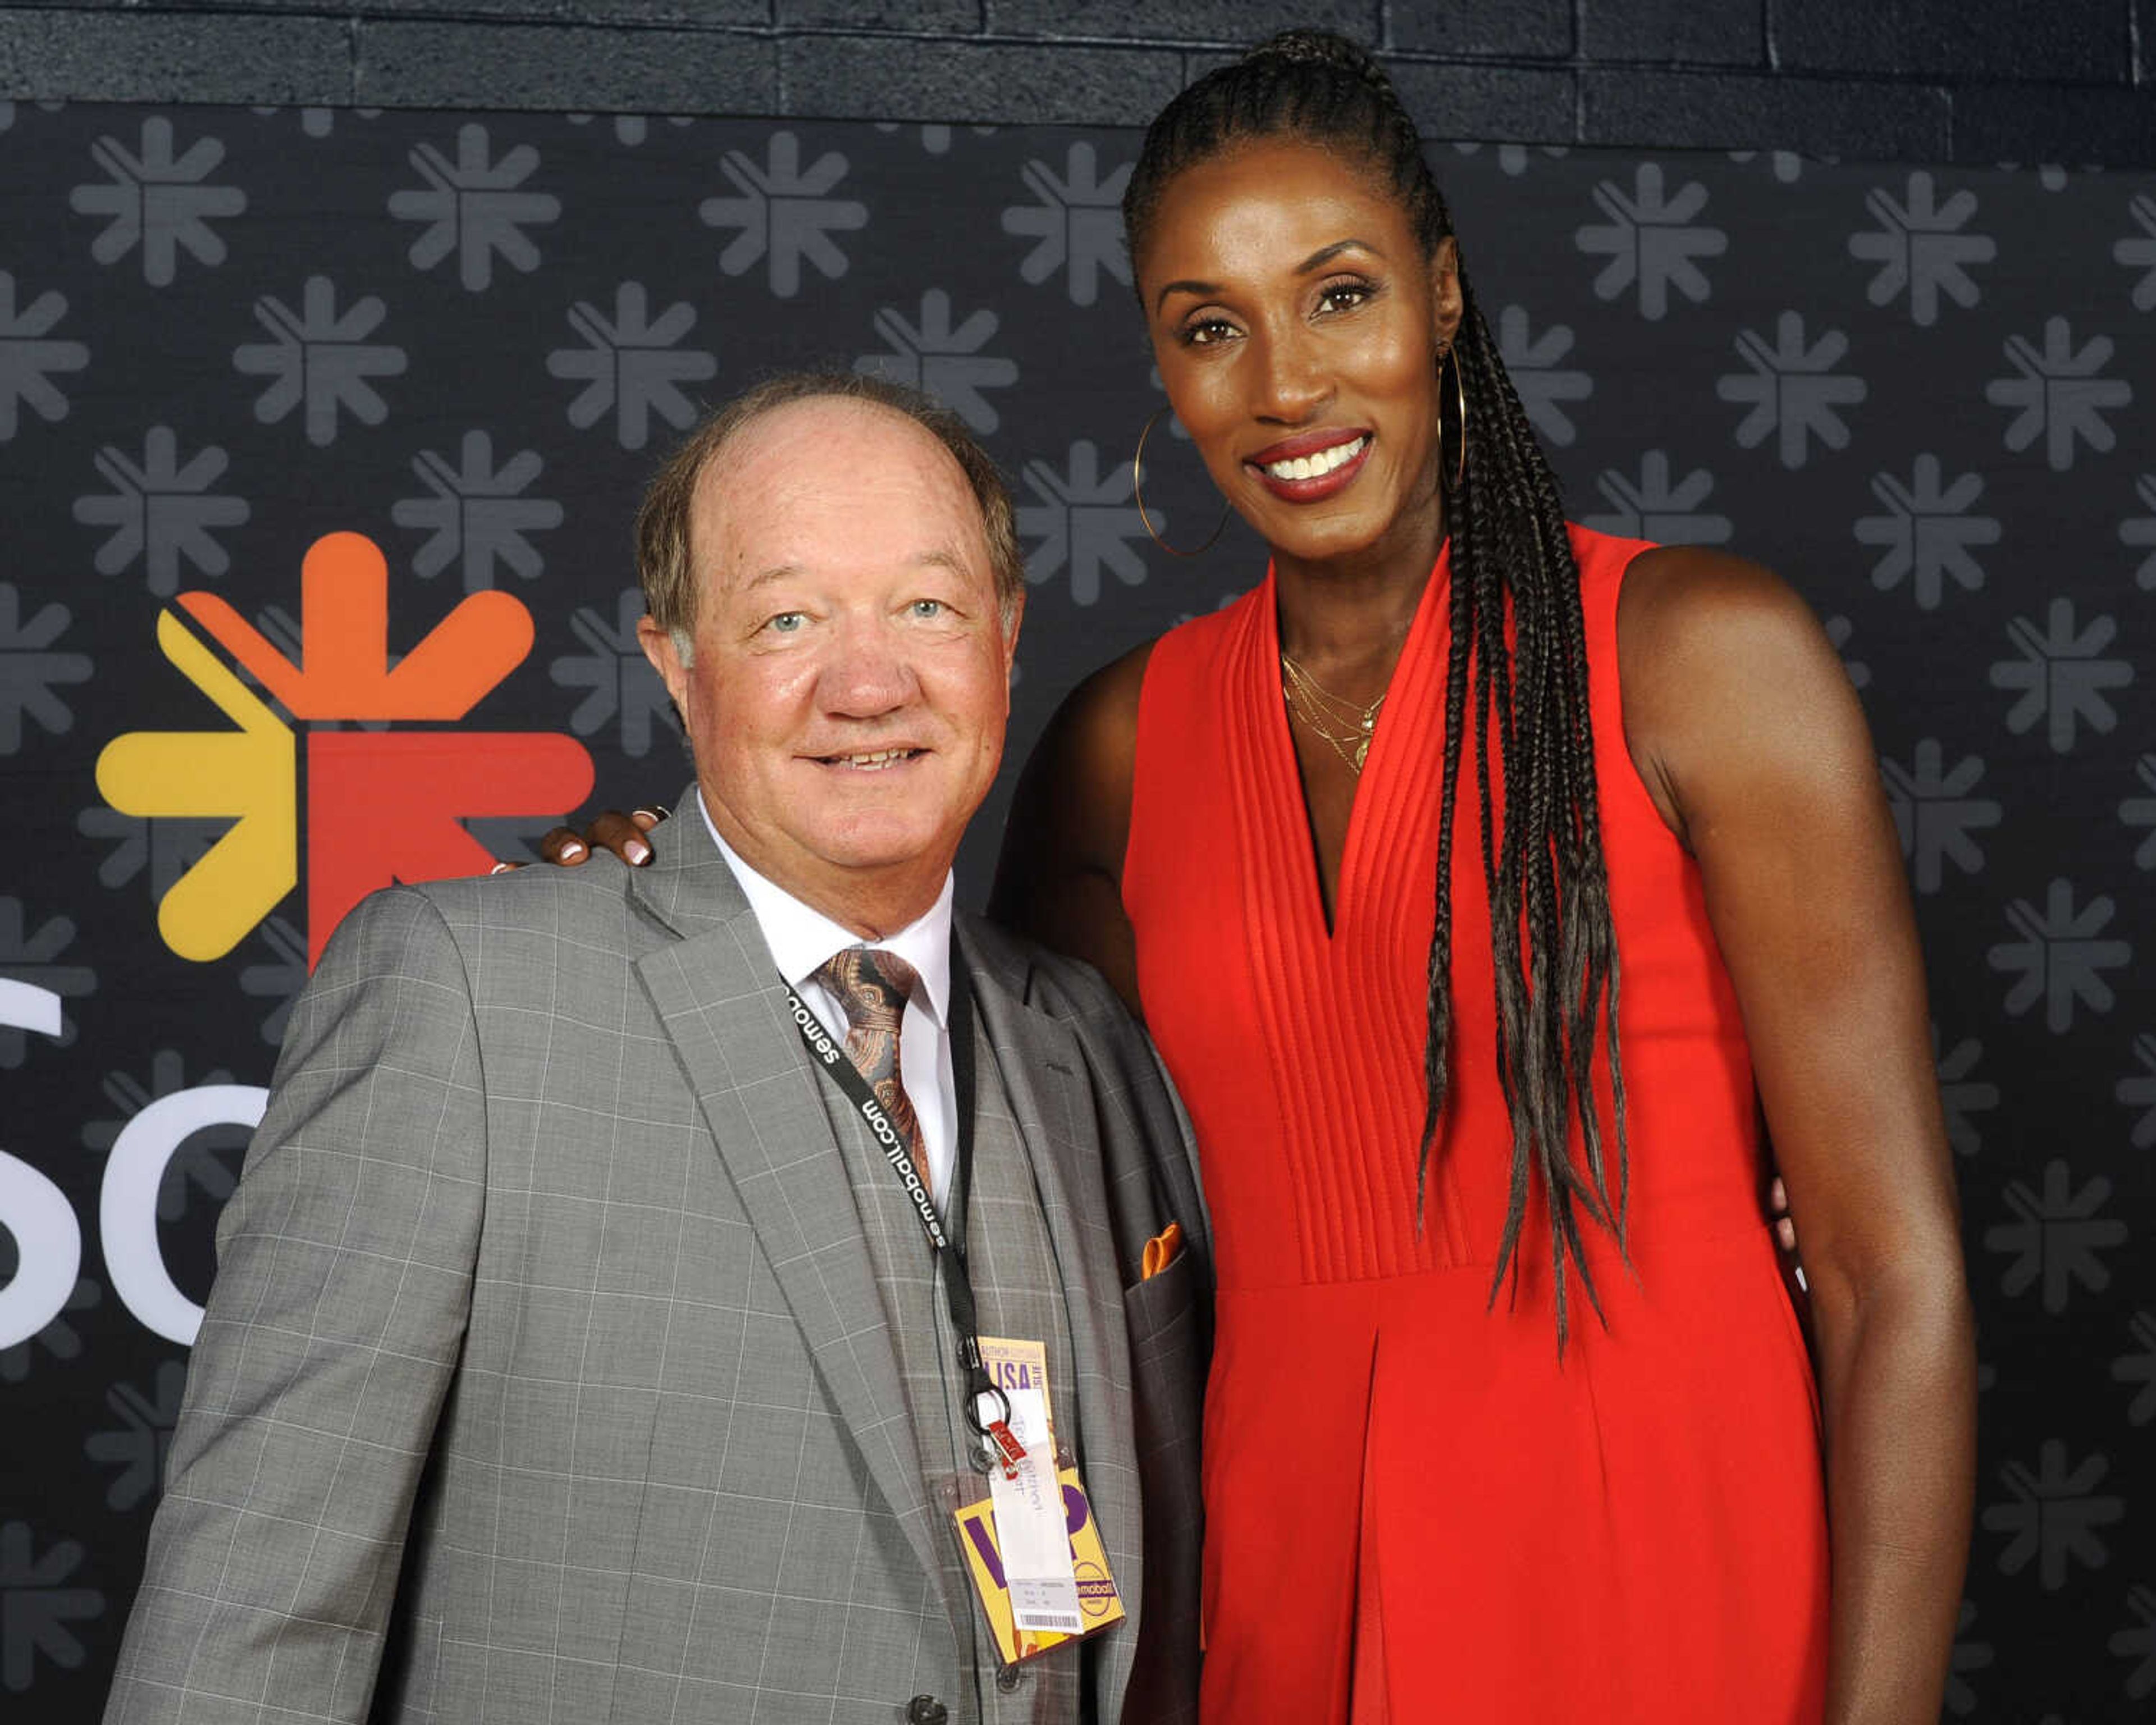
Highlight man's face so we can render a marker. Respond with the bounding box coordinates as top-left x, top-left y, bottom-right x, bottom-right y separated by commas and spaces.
640, 398, 1020, 935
